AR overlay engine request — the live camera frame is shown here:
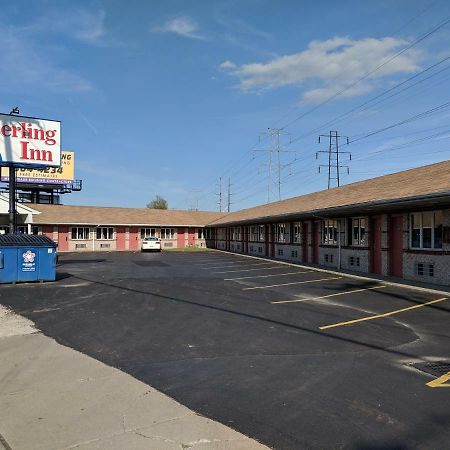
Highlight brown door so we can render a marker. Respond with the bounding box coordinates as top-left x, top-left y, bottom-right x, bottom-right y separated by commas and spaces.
58, 226, 69, 251
116, 227, 126, 250
177, 228, 185, 248
370, 216, 382, 274
302, 222, 308, 263
265, 224, 269, 256
188, 228, 196, 246
270, 224, 276, 258
312, 222, 319, 264
129, 227, 139, 251
389, 216, 403, 277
